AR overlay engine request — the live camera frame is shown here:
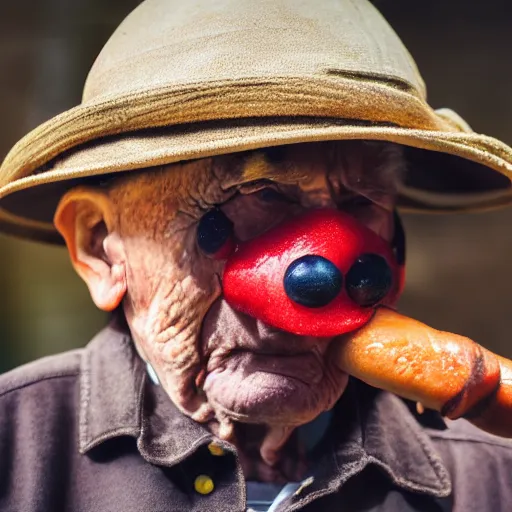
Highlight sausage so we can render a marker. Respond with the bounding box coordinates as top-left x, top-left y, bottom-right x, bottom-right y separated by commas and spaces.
336, 307, 512, 437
